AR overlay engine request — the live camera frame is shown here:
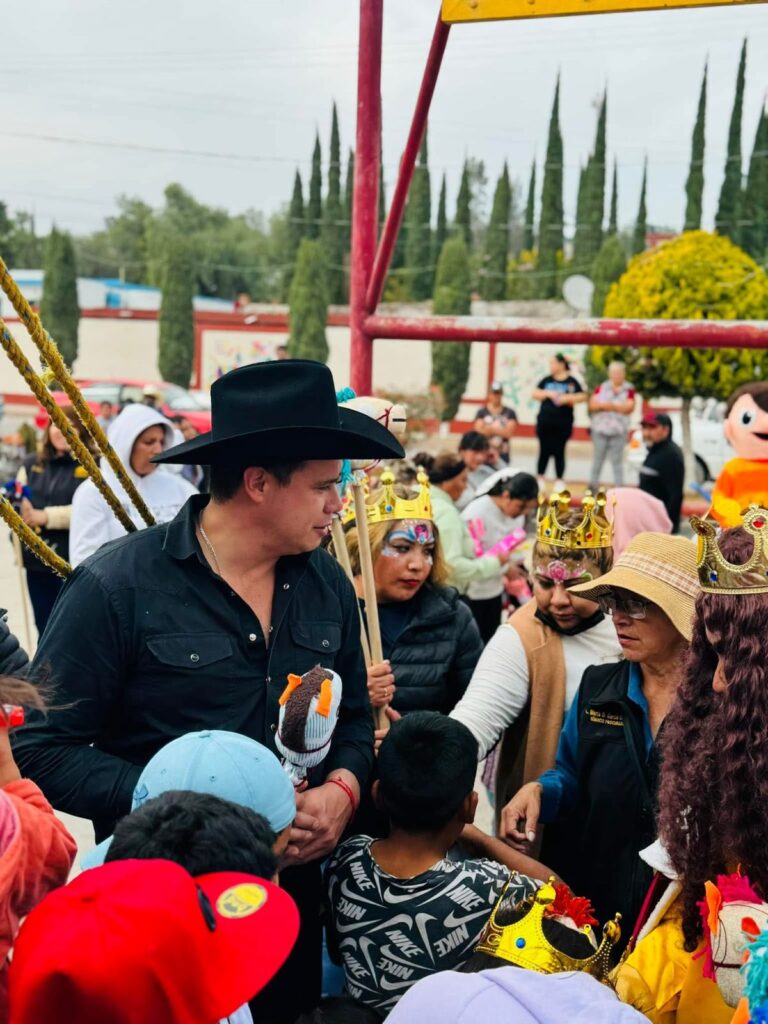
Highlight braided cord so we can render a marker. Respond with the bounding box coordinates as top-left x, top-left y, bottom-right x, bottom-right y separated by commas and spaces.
0, 318, 137, 534
0, 259, 155, 528
0, 497, 71, 577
